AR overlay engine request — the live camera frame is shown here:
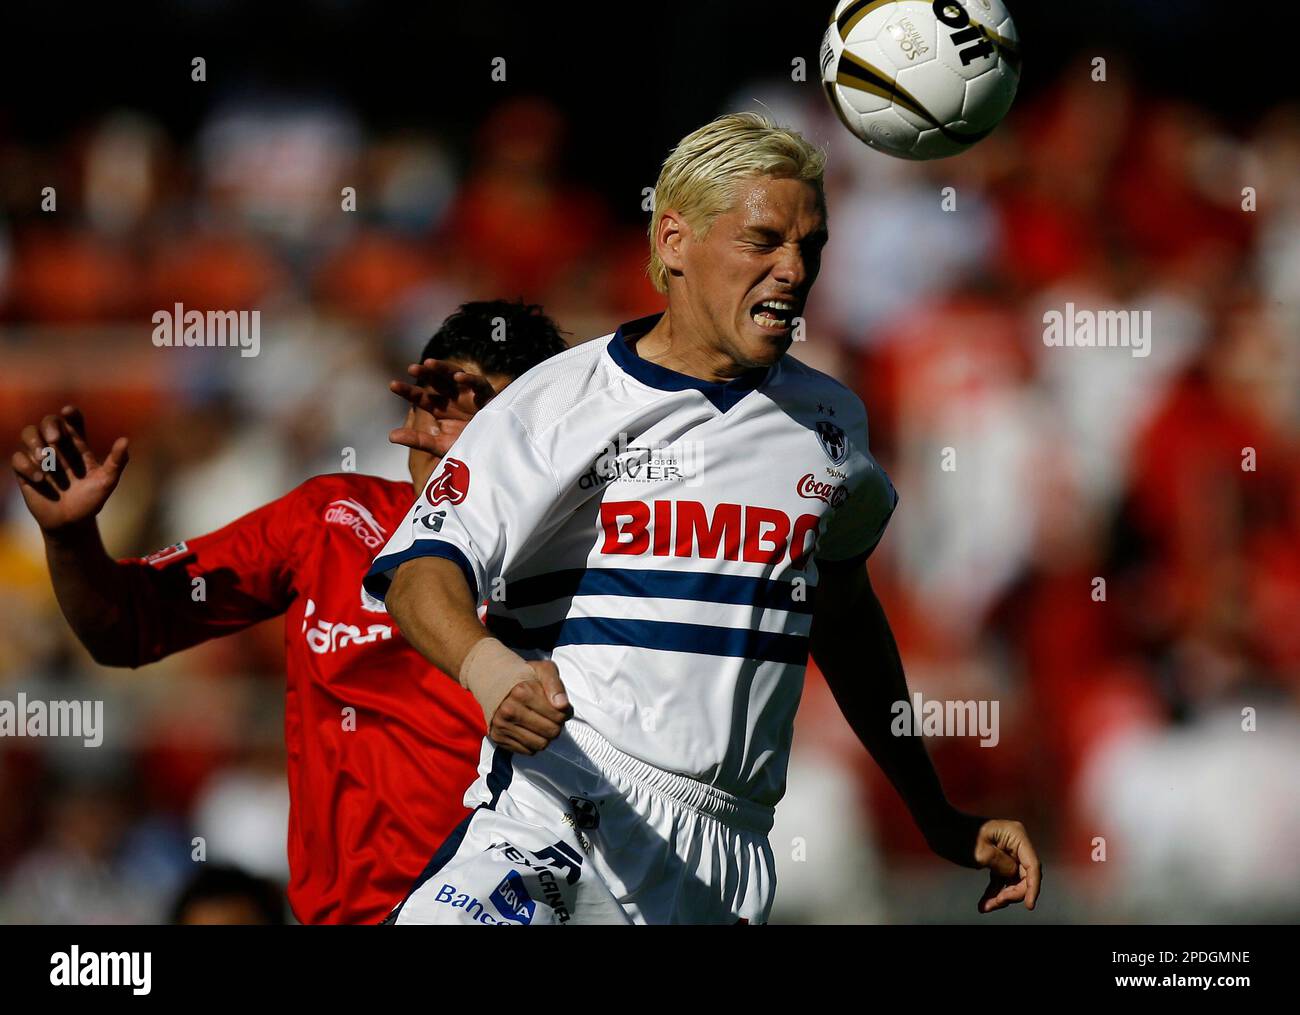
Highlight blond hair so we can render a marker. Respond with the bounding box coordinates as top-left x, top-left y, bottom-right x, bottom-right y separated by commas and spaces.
647, 112, 826, 294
